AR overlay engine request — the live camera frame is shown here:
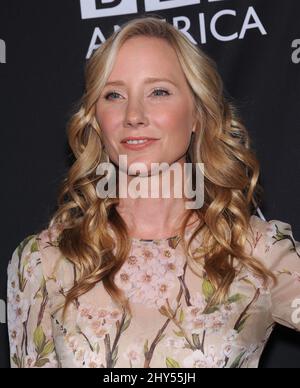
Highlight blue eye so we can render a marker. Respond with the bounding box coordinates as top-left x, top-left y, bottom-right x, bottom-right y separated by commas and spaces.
104, 88, 170, 100
104, 91, 121, 100
152, 88, 170, 97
